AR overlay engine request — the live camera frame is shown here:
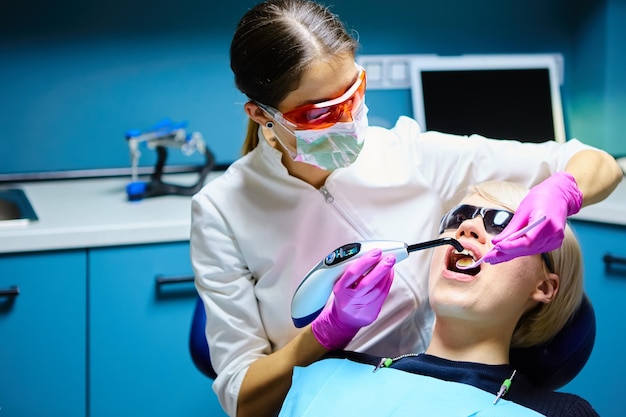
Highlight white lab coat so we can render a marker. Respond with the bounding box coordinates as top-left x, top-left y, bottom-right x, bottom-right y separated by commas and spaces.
190, 116, 590, 416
